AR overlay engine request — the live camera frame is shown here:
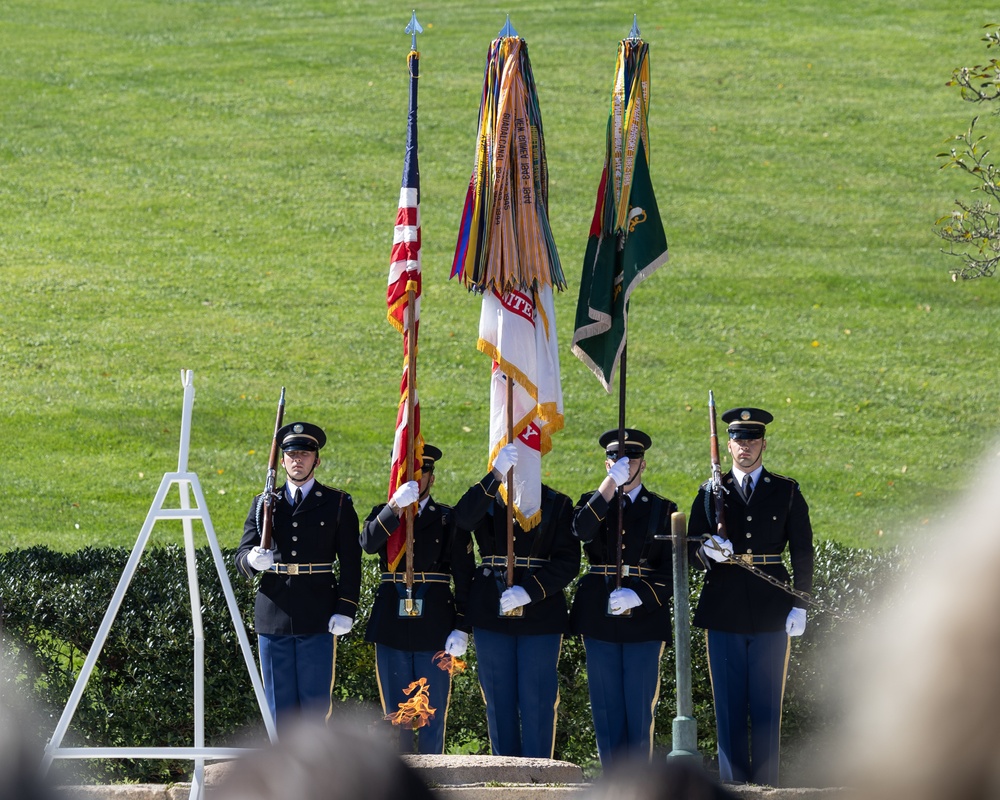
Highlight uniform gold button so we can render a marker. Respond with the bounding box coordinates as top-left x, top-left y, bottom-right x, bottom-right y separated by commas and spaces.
292, 536, 298, 542
291, 550, 297, 557
292, 522, 299, 528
